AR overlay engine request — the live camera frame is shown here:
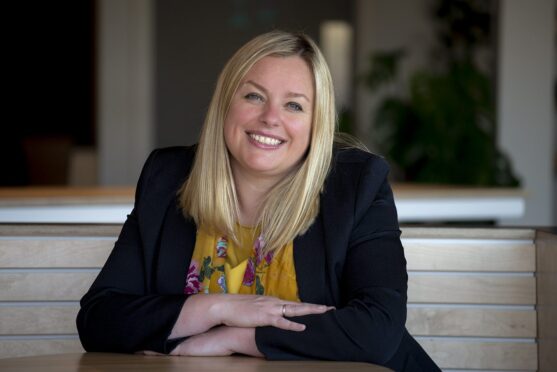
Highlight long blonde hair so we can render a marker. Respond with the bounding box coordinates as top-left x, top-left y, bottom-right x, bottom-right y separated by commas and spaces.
179, 30, 336, 253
